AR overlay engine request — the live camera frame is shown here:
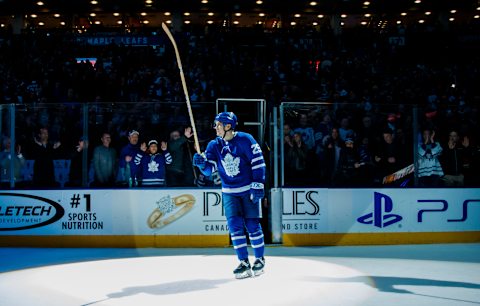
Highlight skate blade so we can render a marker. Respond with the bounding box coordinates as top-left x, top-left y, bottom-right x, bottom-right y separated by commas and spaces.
235, 270, 253, 279
253, 269, 264, 277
